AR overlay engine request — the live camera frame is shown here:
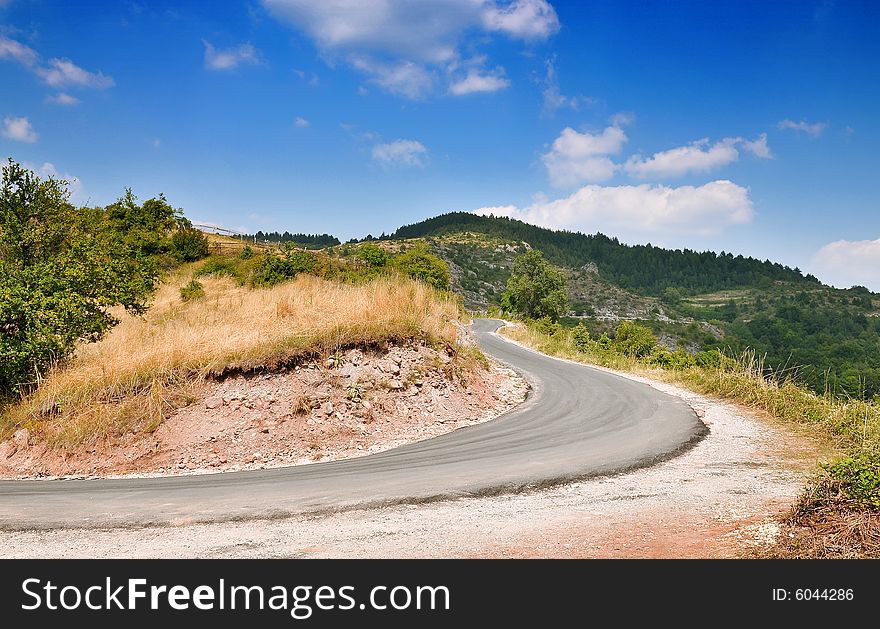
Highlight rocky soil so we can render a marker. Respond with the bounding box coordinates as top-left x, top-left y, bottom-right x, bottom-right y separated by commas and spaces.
0, 343, 528, 479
